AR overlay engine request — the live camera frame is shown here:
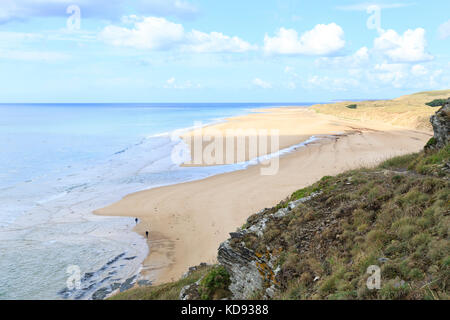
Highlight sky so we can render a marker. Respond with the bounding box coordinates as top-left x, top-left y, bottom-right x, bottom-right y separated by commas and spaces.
0, 0, 449, 103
